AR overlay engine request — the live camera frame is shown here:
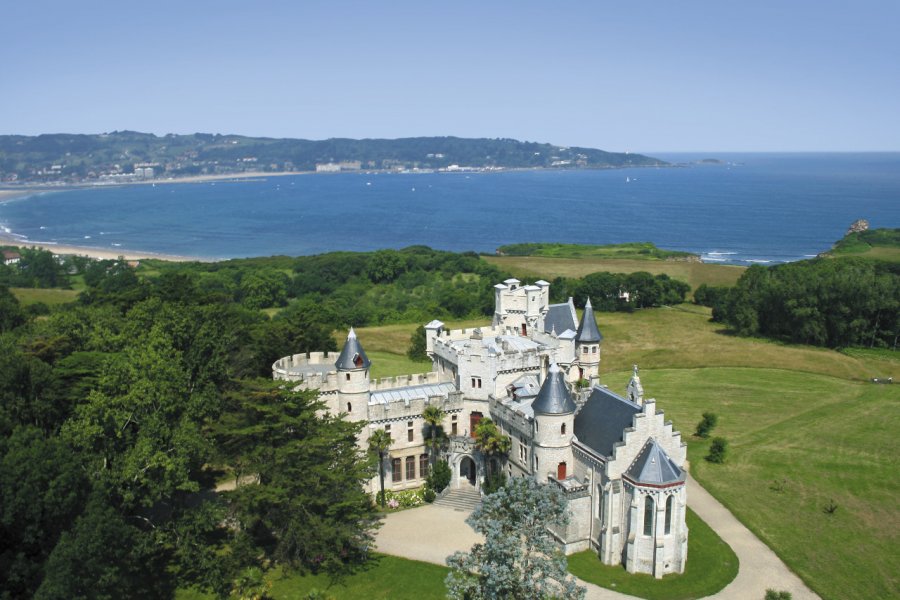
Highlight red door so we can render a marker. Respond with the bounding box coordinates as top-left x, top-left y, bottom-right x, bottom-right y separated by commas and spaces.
470, 412, 483, 438
557, 462, 567, 480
